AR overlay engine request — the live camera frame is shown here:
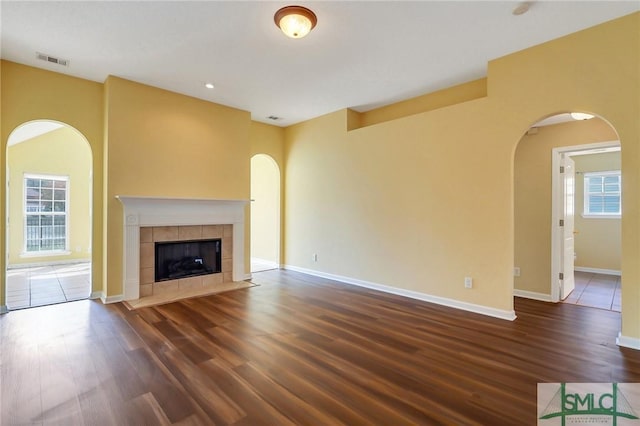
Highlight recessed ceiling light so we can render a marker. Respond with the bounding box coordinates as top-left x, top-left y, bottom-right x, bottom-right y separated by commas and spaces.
204, 83, 215, 89
512, 2, 533, 16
